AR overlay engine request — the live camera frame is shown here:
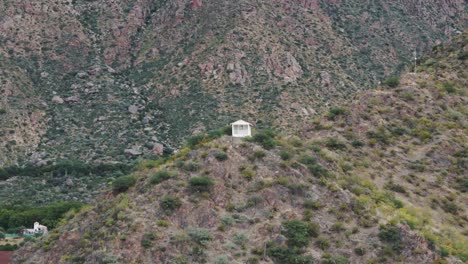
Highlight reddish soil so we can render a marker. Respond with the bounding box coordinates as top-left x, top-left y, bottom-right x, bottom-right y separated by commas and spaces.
0, 251, 13, 264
